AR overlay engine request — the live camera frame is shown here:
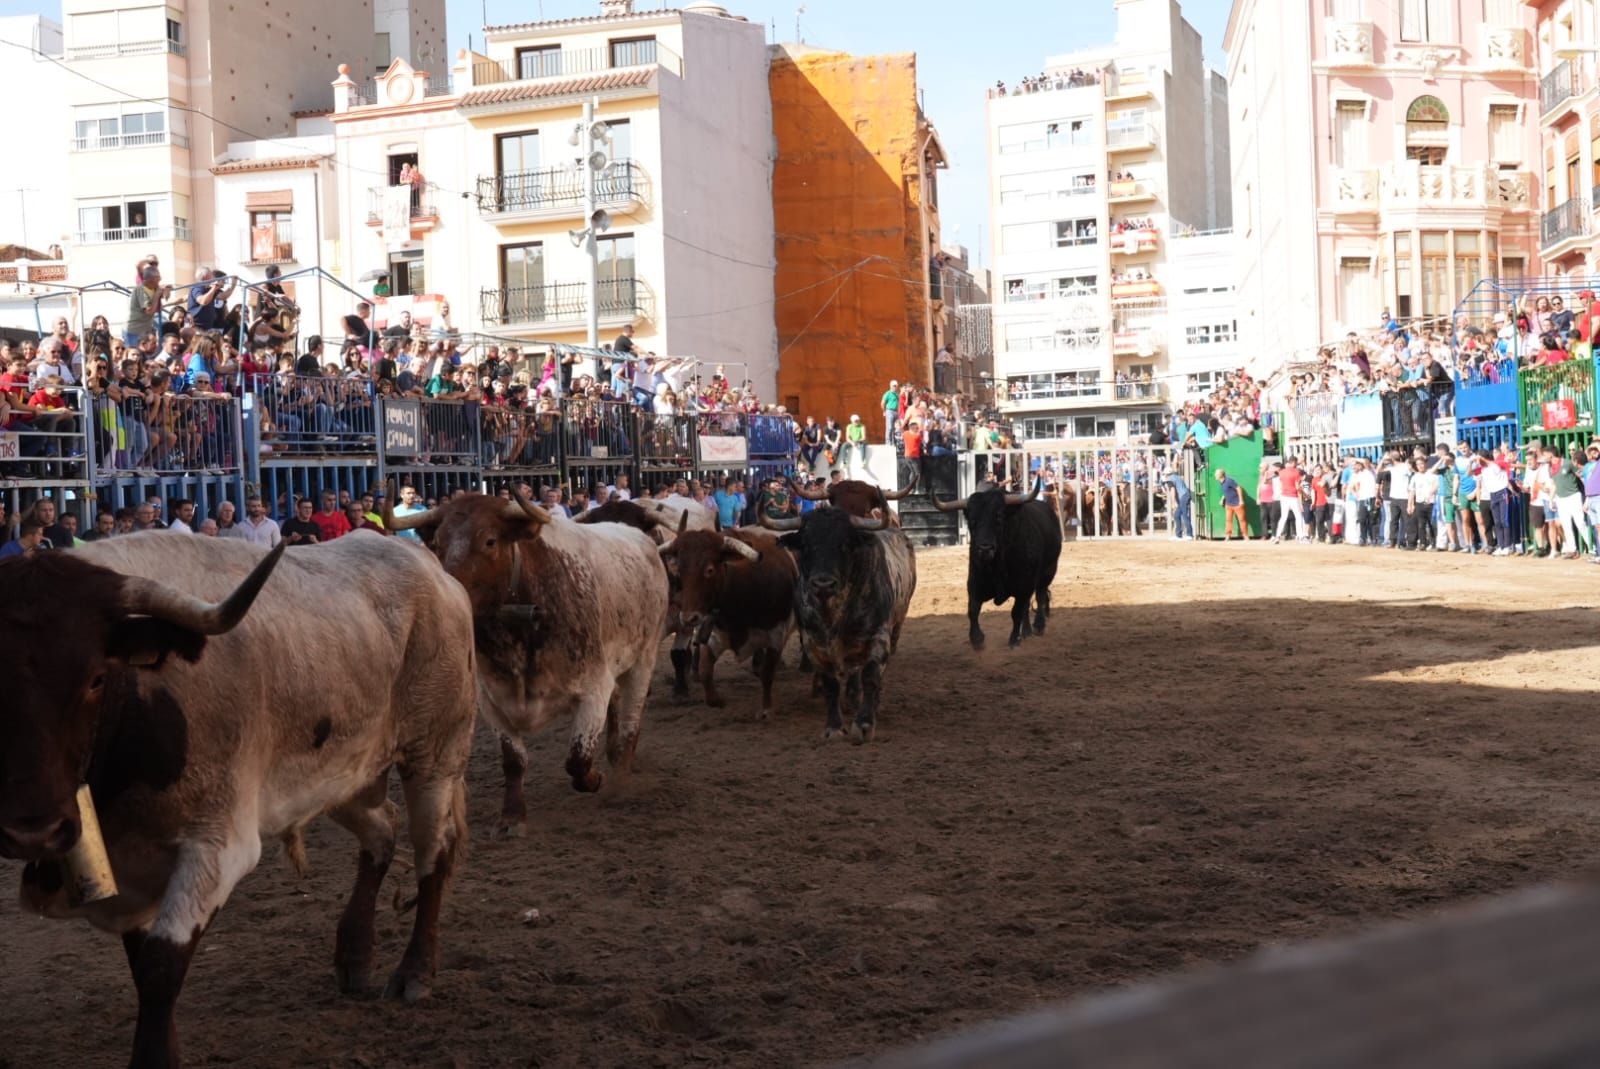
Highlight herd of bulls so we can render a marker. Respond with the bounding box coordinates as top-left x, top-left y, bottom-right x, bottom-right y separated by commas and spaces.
0, 474, 1062, 1068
